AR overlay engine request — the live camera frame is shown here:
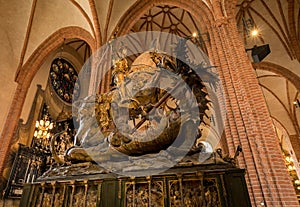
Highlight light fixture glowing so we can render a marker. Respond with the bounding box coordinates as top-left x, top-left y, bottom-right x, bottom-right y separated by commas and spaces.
294, 99, 300, 108
251, 29, 259, 37
242, 18, 261, 38
38, 130, 43, 136
34, 113, 54, 140
192, 32, 197, 38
